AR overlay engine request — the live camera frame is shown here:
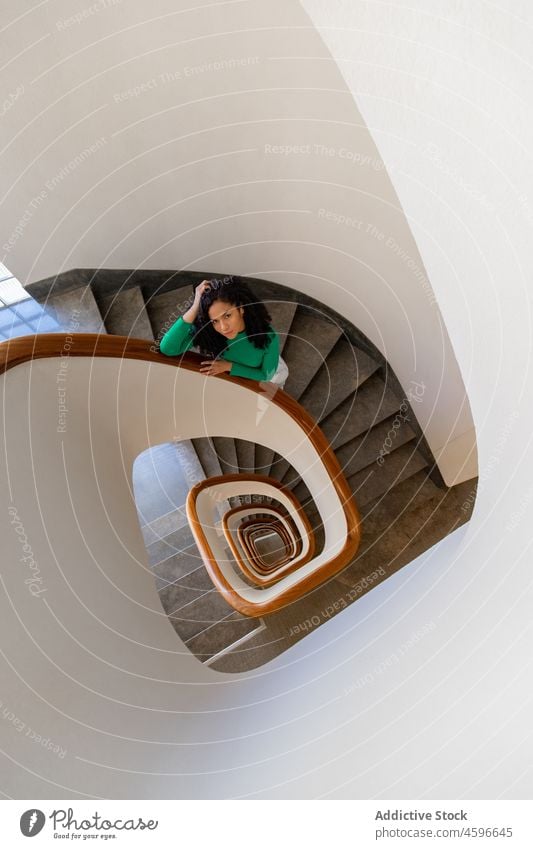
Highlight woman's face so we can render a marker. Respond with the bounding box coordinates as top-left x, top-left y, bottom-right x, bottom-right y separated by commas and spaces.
208, 299, 245, 339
